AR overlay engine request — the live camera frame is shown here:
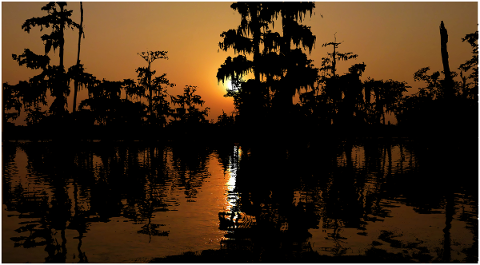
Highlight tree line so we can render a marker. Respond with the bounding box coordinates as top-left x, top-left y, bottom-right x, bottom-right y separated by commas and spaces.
3, 2, 478, 141
3, 2, 210, 140
217, 2, 478, 139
